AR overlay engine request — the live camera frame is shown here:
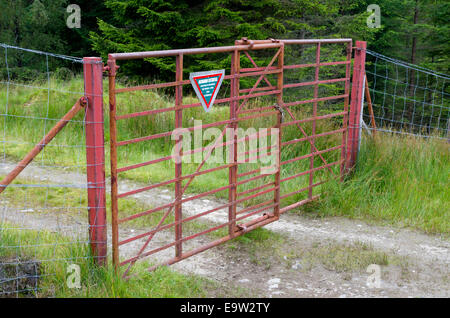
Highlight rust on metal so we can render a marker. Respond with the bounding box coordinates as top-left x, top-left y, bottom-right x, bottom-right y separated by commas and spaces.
84, 56, 108, 265
175, 53, 183, 258
0, 97, 87, 194
346, 41, 367, 171
364, 74, 377, 131
106, 38, 354, 276
107, 58, 120, 270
